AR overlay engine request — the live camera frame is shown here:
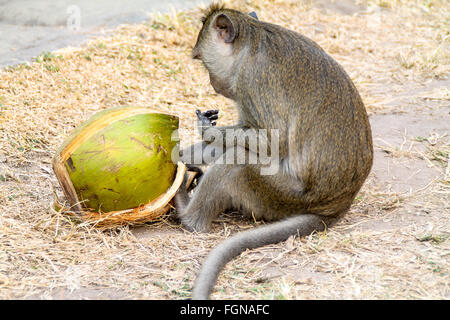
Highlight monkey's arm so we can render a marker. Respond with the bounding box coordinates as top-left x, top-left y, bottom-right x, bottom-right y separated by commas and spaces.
197, 110, 271, 155
202, 124, 273, 156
